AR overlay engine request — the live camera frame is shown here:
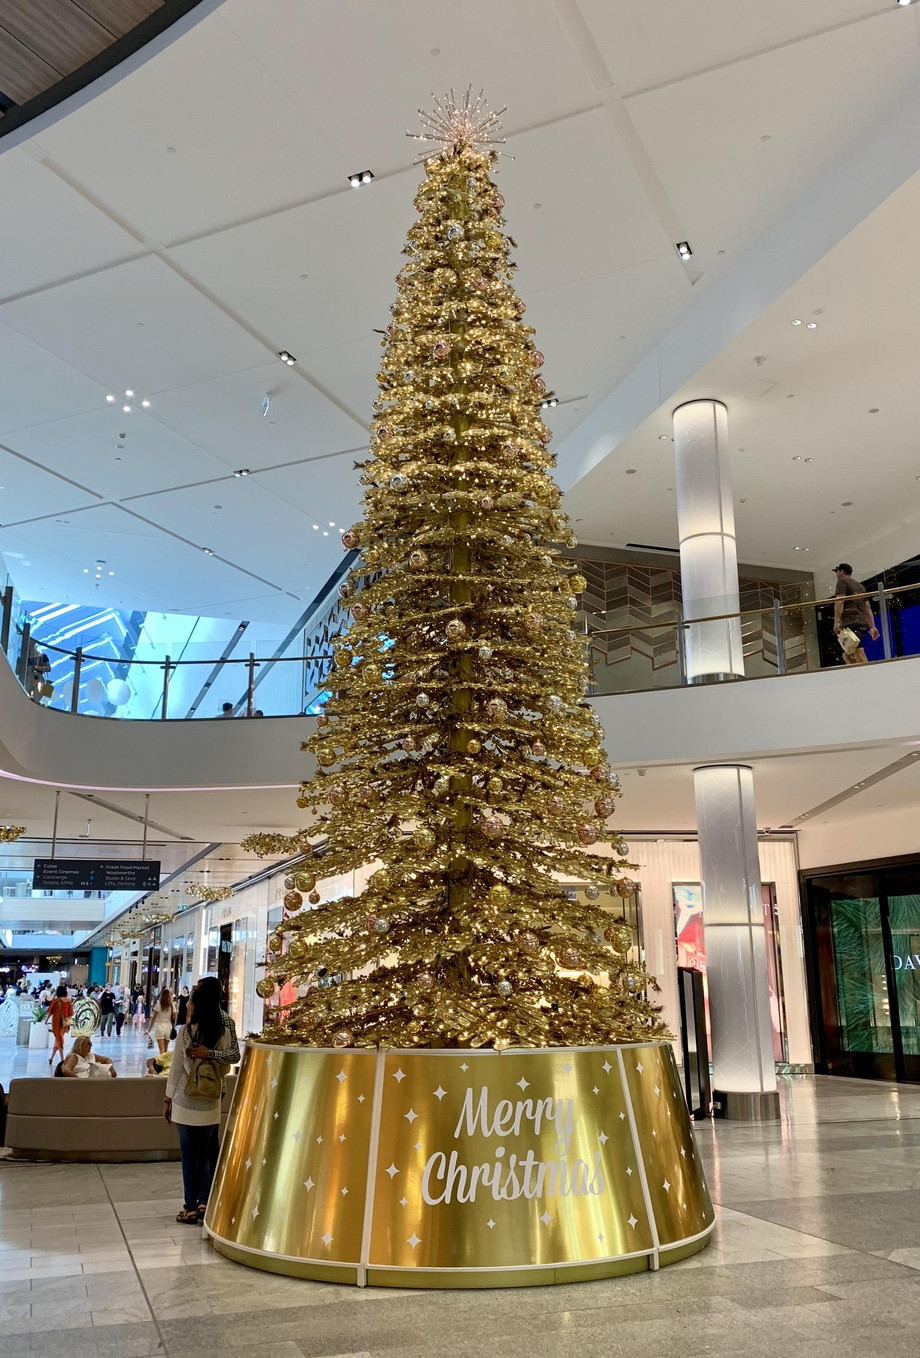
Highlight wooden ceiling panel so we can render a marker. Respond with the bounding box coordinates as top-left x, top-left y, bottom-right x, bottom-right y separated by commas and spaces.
75, 0, 163, 39
0, 28, 60, 102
